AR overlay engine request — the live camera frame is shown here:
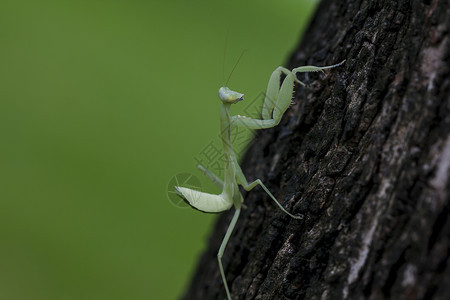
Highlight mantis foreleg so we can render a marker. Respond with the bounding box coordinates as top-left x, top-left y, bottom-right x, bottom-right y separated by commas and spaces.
230, 68, 299, 130
231, 61, 345, 130
291, 60, 345, 74
262, 67, 305, 120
